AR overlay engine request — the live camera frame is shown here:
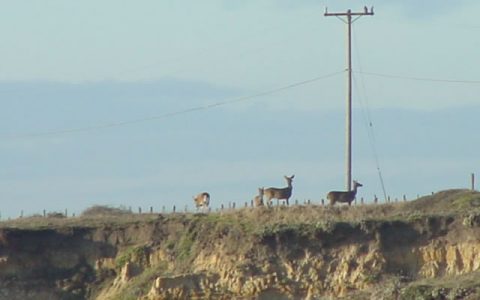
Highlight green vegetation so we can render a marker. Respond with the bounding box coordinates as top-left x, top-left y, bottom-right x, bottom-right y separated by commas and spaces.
256, 220, 338, 240
2, 189, 480, 299
362, 272, 381, 284
3, 190, 479, 231
117, 267, 167, 300
116, 245, 150, 269
176, 230, 196, 262
453, 193, 480, 210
